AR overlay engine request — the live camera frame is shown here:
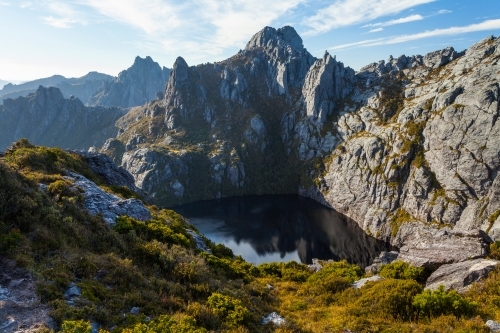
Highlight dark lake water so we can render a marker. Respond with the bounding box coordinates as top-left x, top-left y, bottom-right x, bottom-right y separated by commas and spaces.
172, 195, 390, 268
